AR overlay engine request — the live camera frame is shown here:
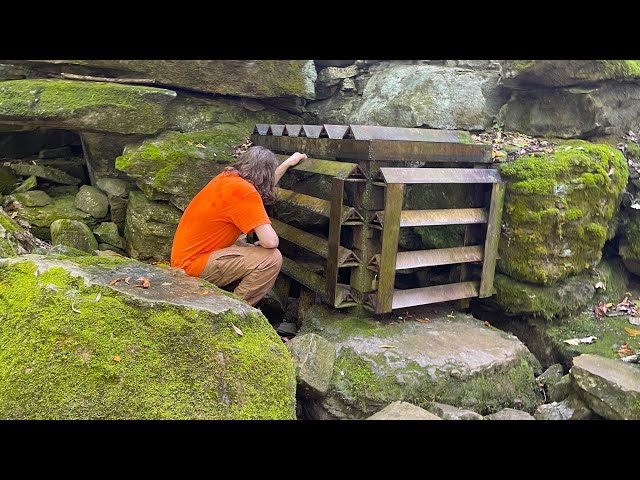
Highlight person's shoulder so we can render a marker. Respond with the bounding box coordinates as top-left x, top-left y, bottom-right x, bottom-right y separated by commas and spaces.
228, 175, 258, 195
